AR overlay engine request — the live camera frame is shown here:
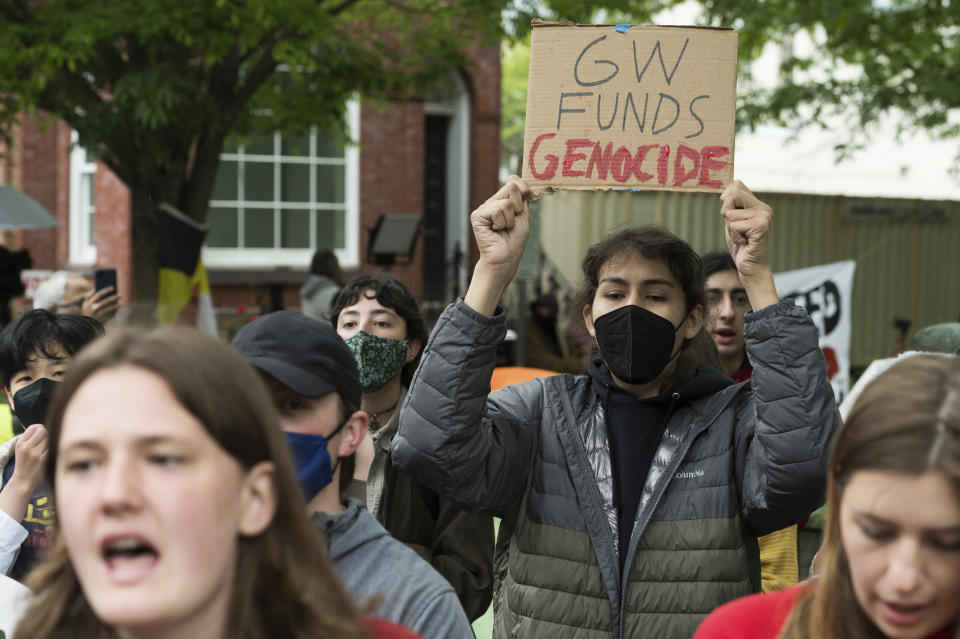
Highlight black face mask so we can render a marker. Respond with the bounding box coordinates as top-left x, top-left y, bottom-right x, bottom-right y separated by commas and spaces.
12, 378, 61, 428
593, 305, 686, 385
